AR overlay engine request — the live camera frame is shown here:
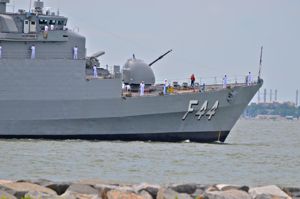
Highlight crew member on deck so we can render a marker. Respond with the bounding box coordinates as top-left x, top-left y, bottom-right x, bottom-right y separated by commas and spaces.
140, 81, 145, 96
202, 83, 206, 92
44, 25, 49, 39
31, 45, 36, 59
122, 81, 125, 90
163, 79, 168, 95
73, 46, 78, 59
190, 74, 195, 87
93, 65, 98, 78
0, 45, 2, 59
247, 72, 252, 86
223, 75, 228, 88
126, 84, 131, 92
